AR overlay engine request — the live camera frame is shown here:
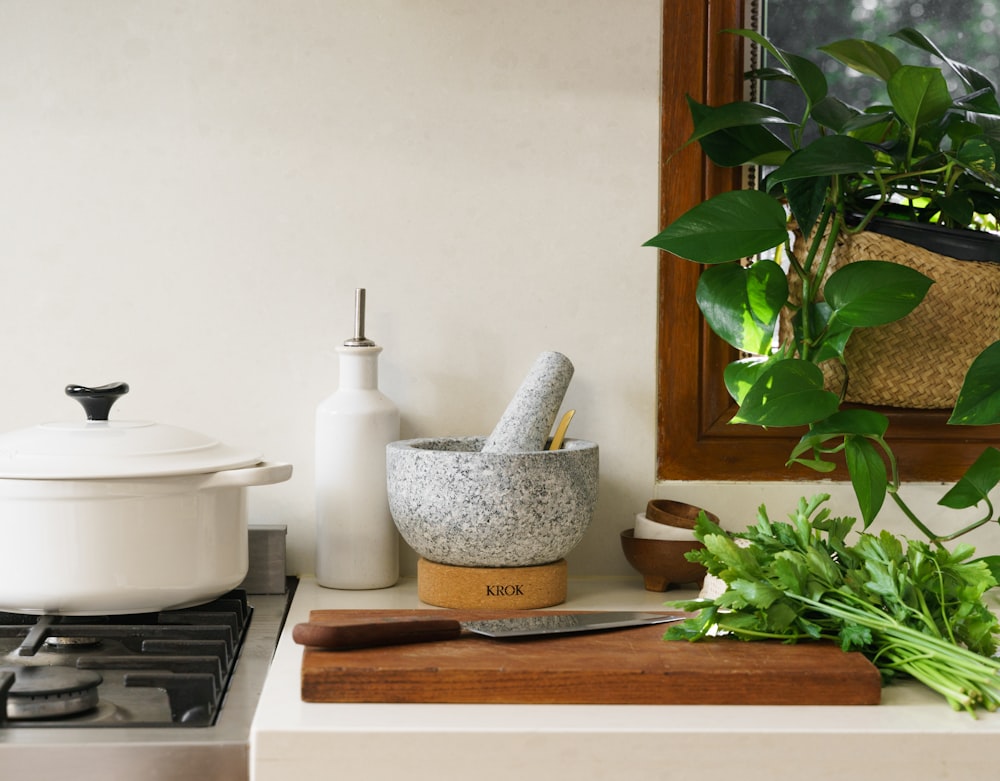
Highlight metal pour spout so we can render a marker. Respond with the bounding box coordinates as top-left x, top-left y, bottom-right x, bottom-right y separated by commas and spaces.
343, 288, 376, 347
